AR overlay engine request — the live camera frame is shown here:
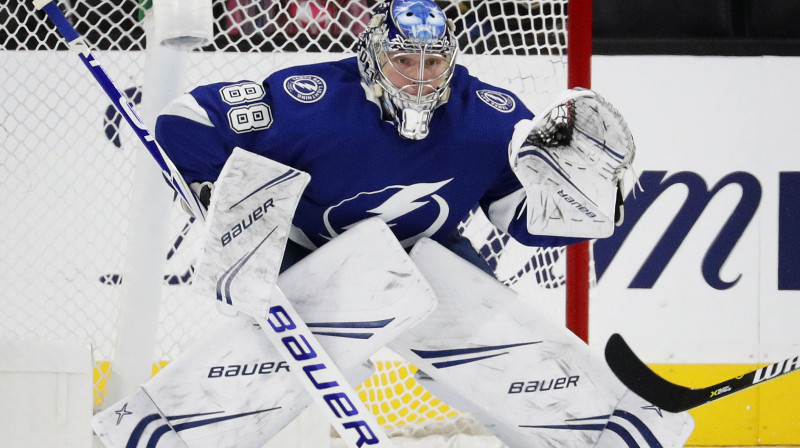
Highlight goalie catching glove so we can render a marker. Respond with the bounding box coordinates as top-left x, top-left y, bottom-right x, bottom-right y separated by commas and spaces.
508, 88, 635, 238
